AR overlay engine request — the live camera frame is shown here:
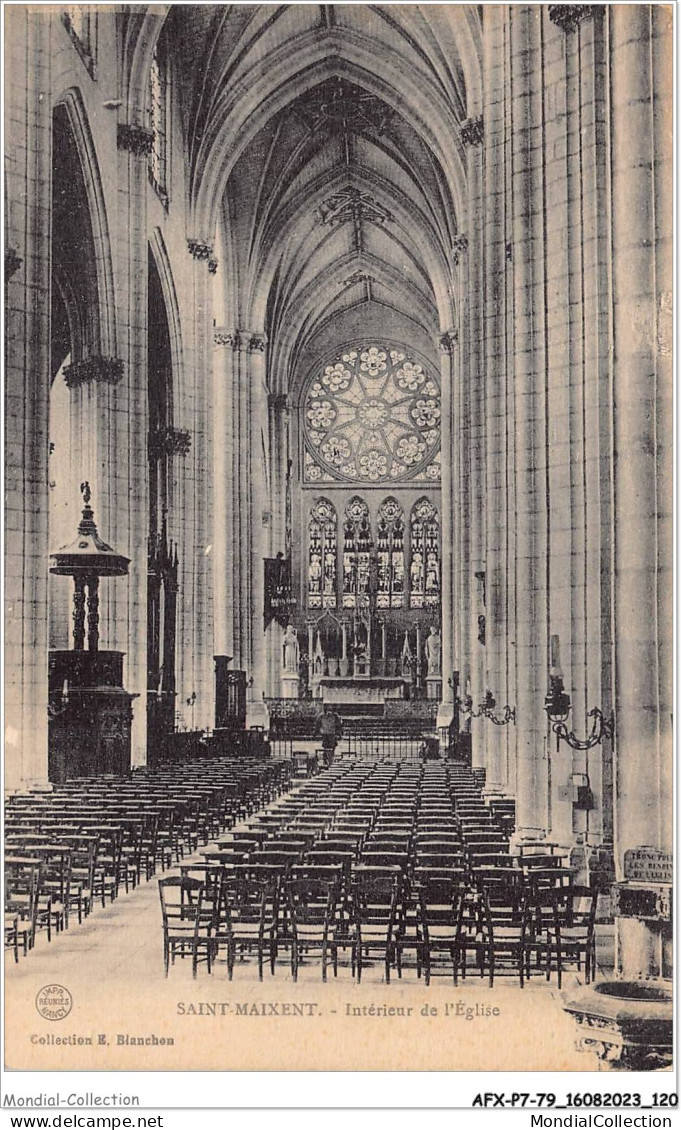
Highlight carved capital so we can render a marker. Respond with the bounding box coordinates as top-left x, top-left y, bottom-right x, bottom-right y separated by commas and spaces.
461, 115, 484, 148
548, 5, 598, 32
438, 330, 458, 355
5, 248, 22, 283
268, 393, 289, 411
148, 426, 192, 459
117, 124, 154, 156
187, 238, 214, 262
213, 329, 240, 349
63, 356, 124, 389
249, 333, 267, 353
452, 234, 468, 266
